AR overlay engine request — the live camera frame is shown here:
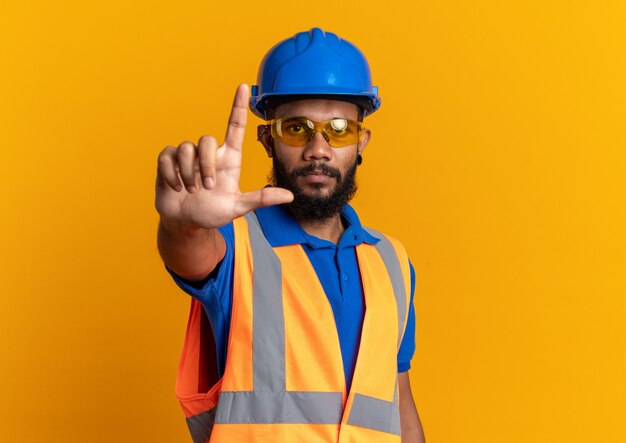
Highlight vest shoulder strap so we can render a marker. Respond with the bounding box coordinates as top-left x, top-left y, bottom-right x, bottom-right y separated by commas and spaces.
362, 227, 412, 348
